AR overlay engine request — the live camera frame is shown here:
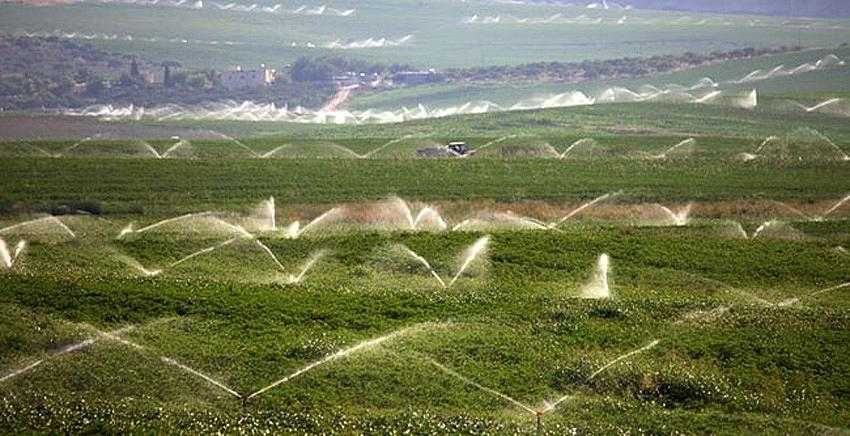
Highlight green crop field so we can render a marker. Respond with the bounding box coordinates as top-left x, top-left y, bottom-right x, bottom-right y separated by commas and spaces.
1, 199, 850, 433
1, 96, 850, 433
2, 0, 850, 433
2, 0, 850, 69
